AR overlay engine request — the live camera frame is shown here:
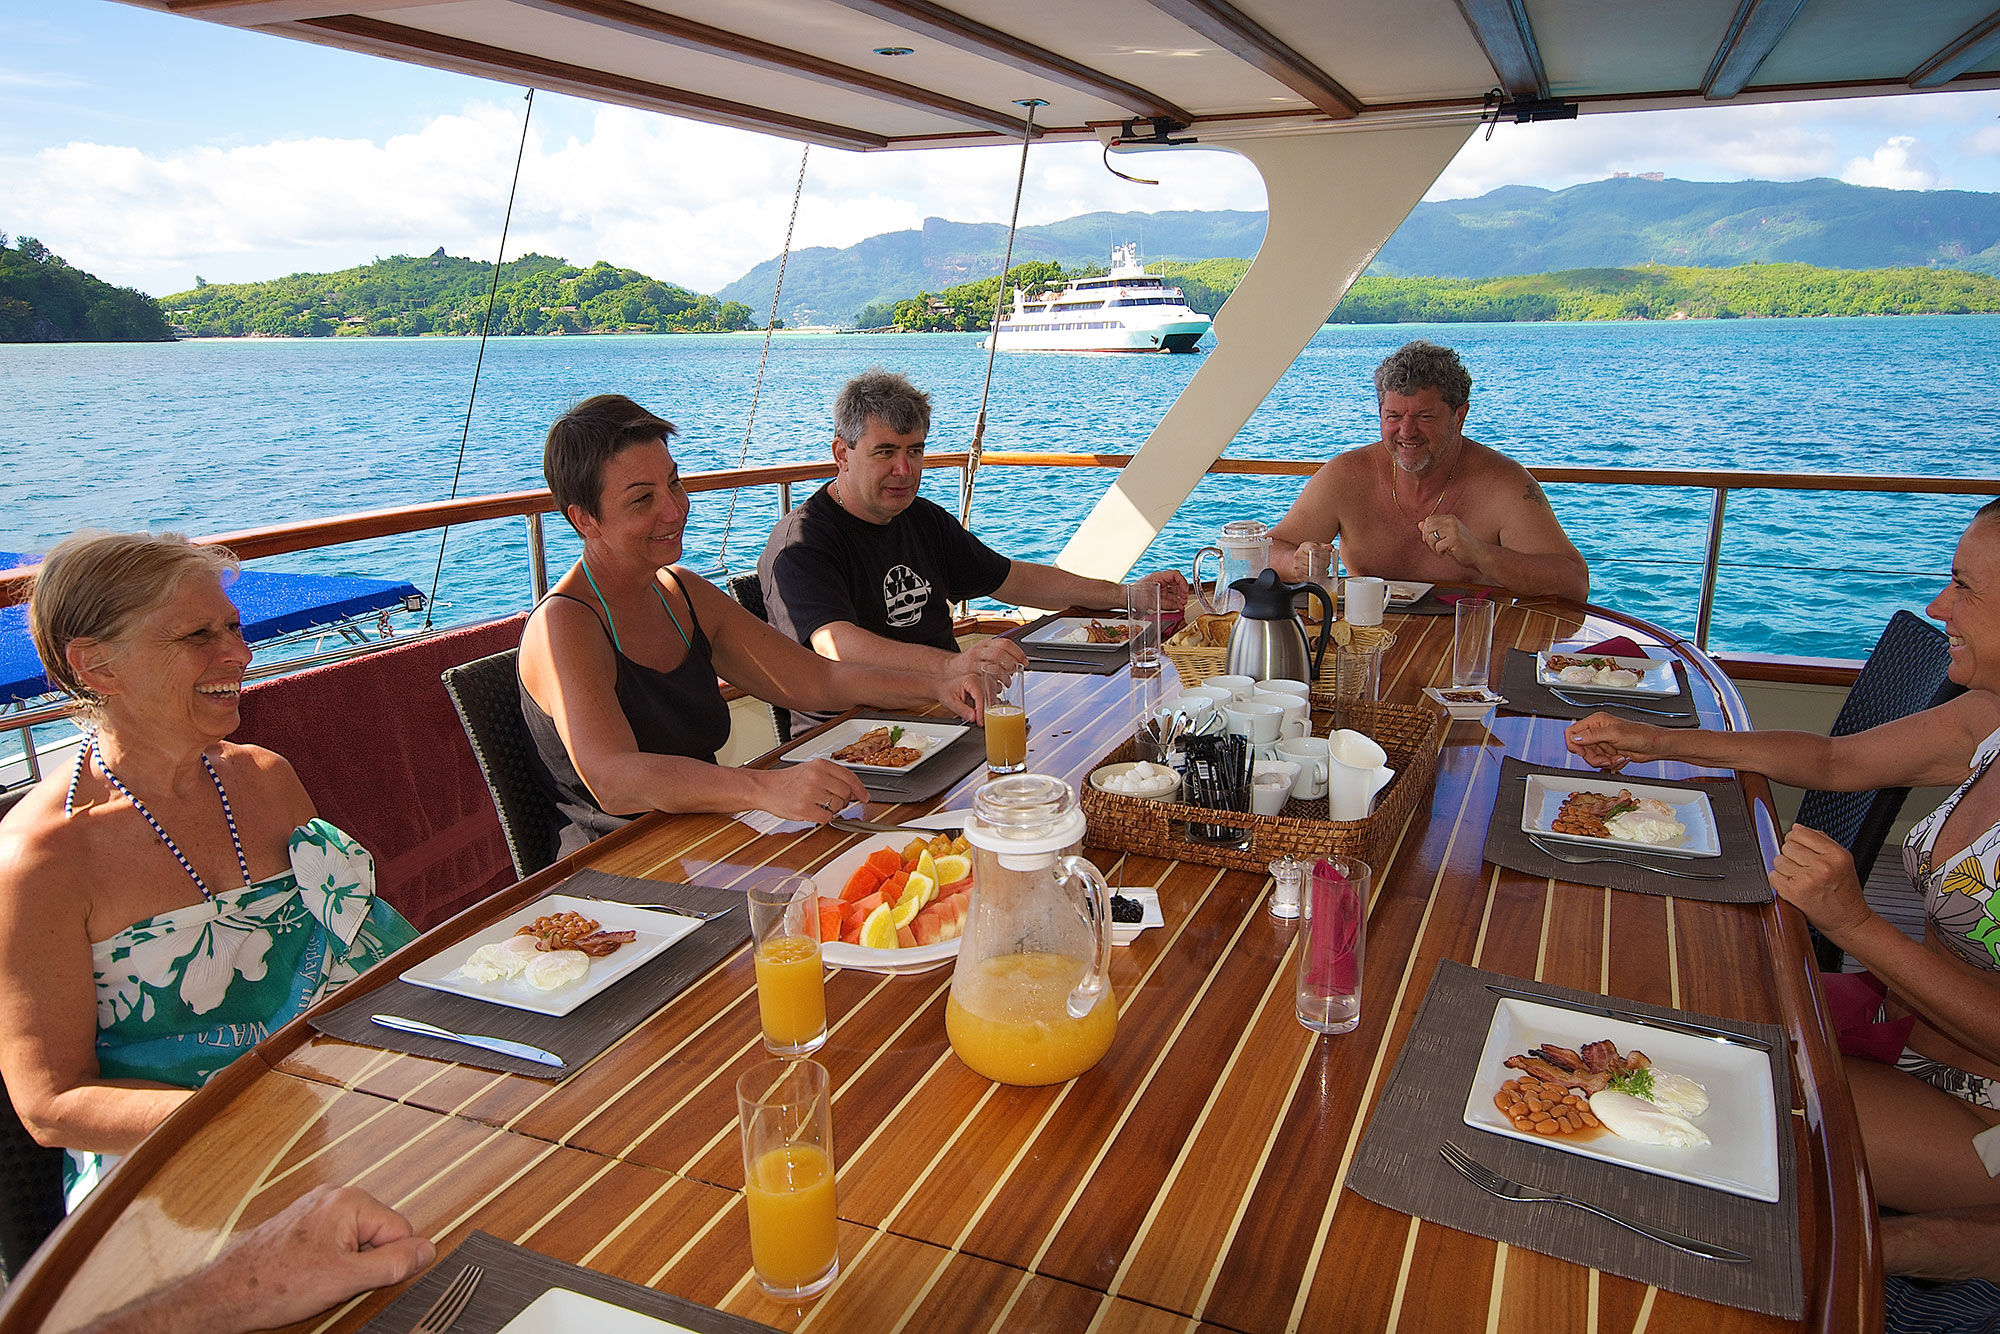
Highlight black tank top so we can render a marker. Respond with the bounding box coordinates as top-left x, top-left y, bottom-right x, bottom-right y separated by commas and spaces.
521, 584, 733, 856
